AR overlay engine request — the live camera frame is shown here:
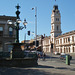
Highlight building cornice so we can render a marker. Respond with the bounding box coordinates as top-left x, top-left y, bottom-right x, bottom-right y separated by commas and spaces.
0, 15, 16, 21
56, 30, 75, 39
